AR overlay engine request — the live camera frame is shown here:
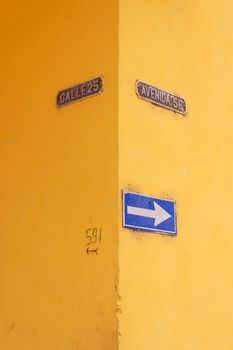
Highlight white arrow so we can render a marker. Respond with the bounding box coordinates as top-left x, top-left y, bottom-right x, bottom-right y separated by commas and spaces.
127, 201, 171, 227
